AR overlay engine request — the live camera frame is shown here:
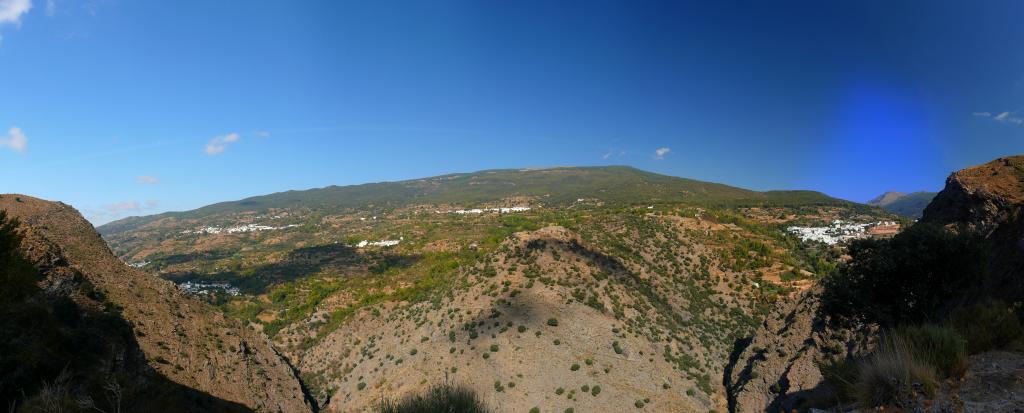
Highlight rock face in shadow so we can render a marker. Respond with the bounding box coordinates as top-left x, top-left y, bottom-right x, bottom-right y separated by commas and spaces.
725, 287, 872, 413
921, 155, 1024, 302
0, 195, 312, 412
